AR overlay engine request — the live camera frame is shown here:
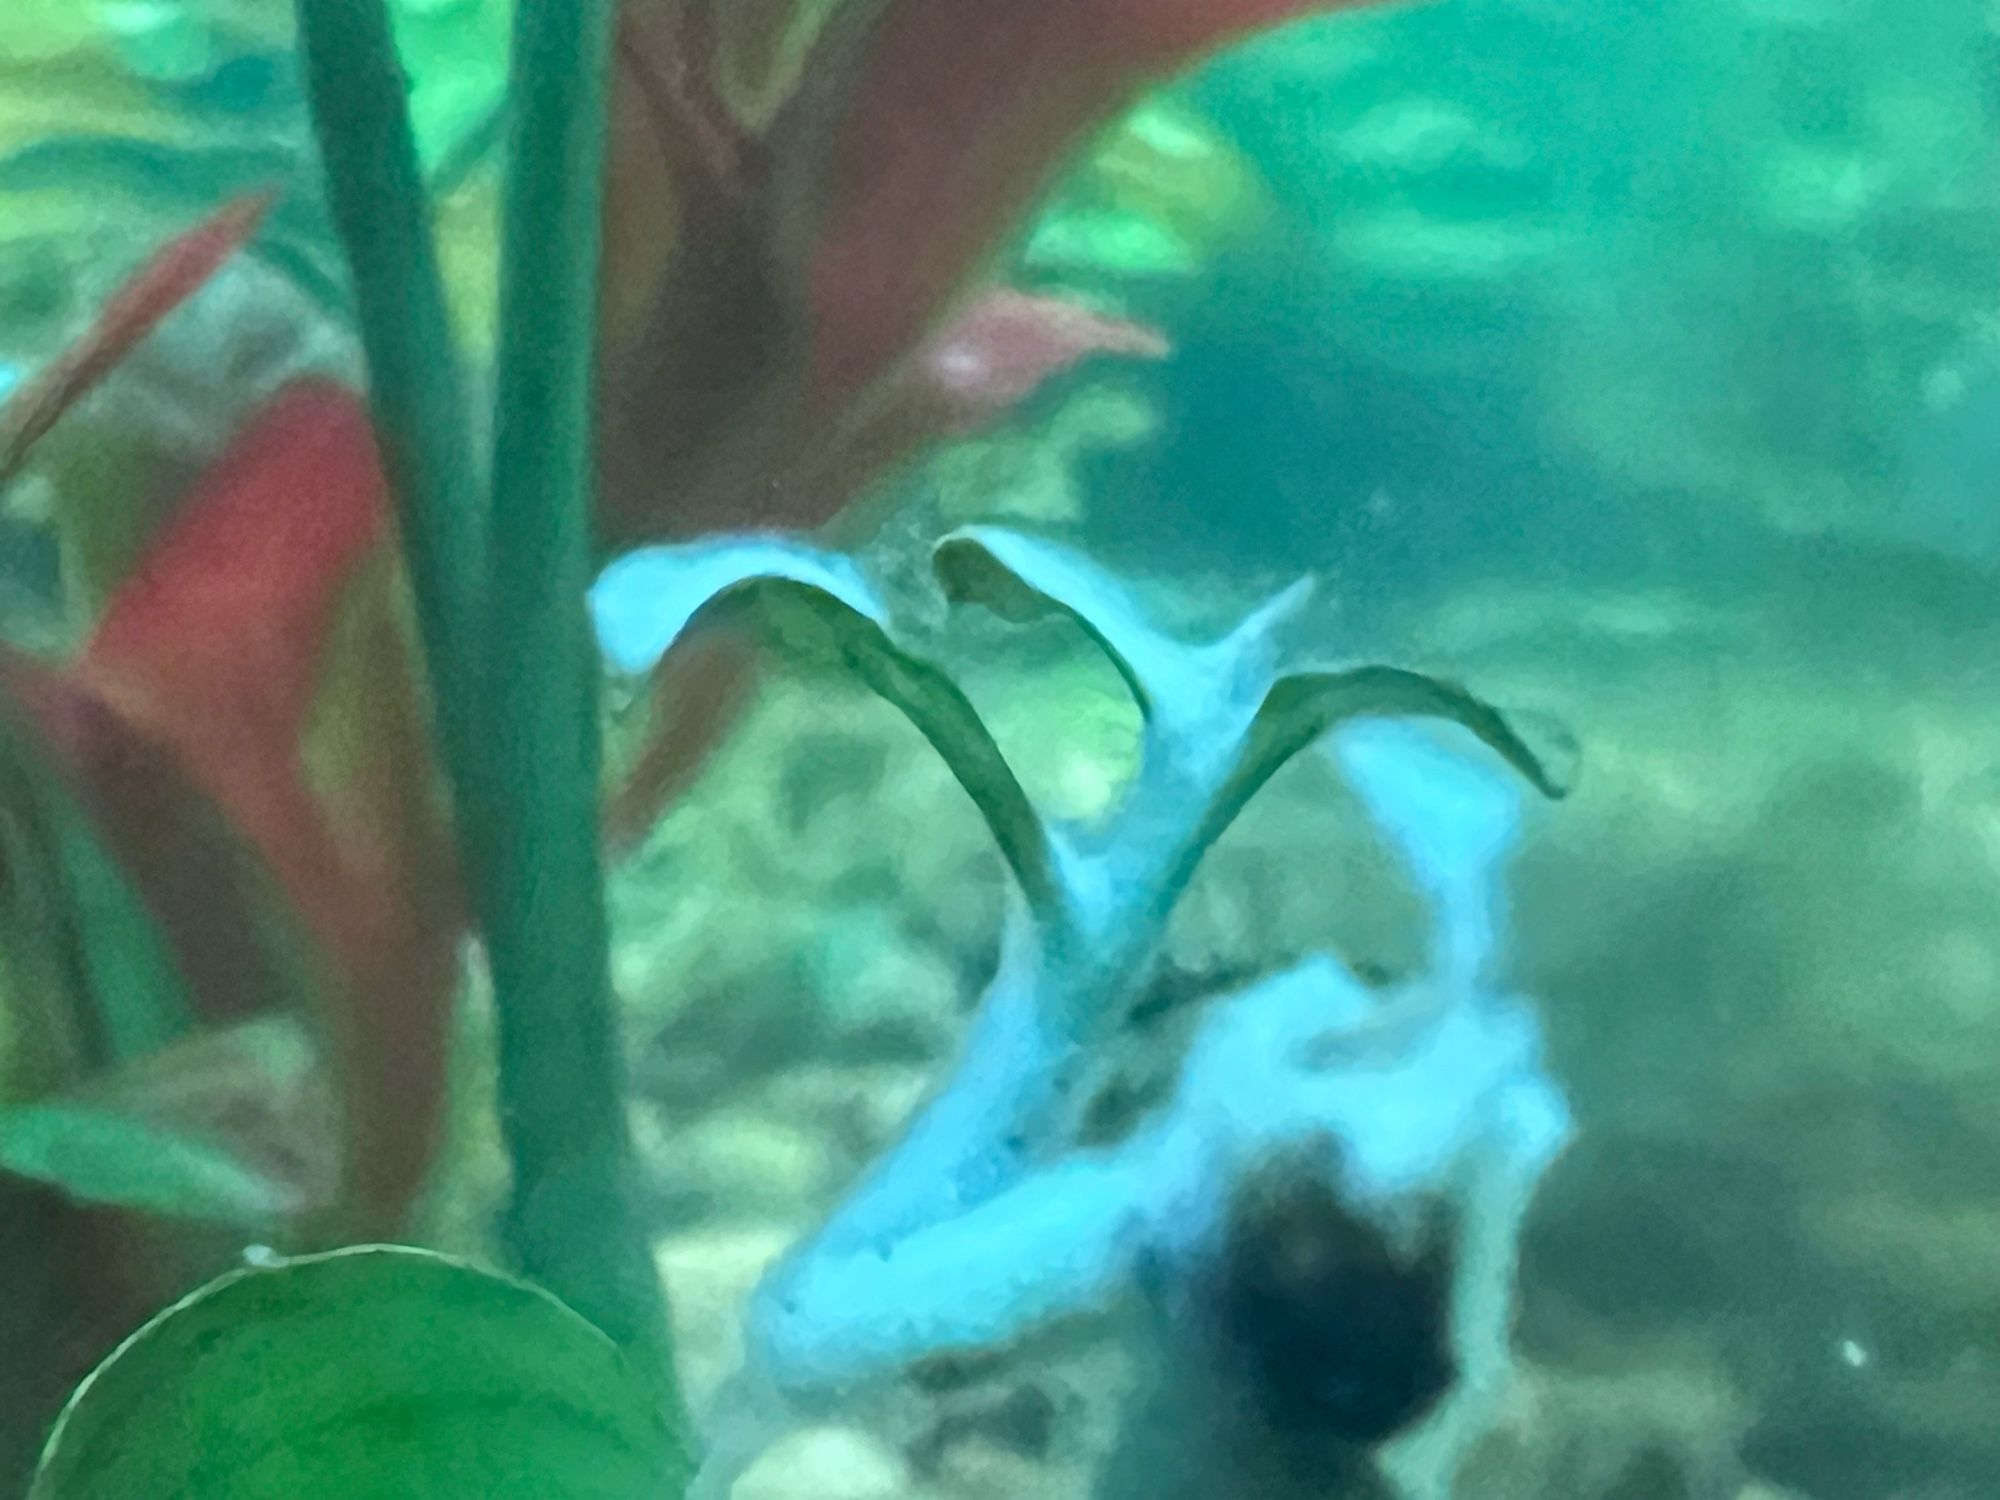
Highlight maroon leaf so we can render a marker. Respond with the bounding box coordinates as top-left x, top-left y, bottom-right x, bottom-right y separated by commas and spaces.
9, 373, 458, 1231
782, 0, 1395, 404
598, 0, 1398, 546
